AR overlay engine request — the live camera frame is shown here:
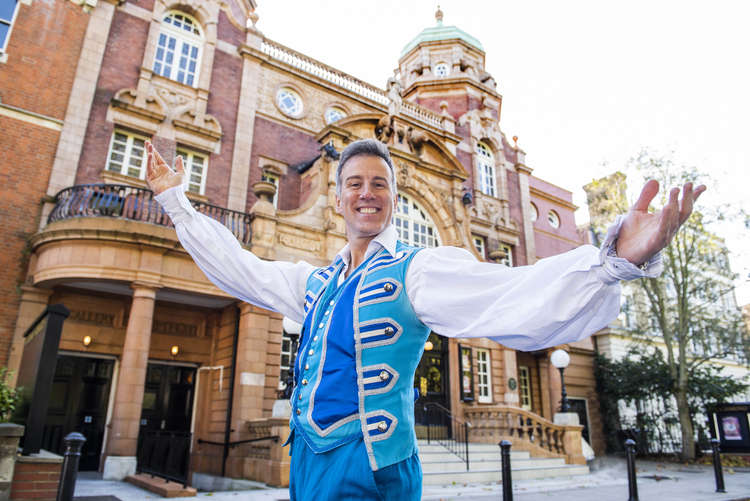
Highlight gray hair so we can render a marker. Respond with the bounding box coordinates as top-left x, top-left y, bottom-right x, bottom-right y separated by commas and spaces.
336, 139, 397, 196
